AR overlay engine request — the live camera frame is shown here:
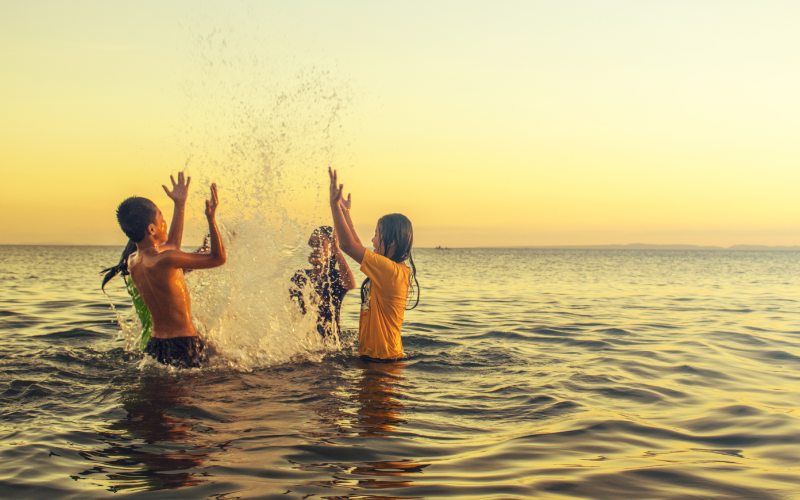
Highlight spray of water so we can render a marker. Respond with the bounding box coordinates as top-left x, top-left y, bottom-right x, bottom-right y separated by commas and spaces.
116, 26, 357, 371
183, 29, 357, 370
